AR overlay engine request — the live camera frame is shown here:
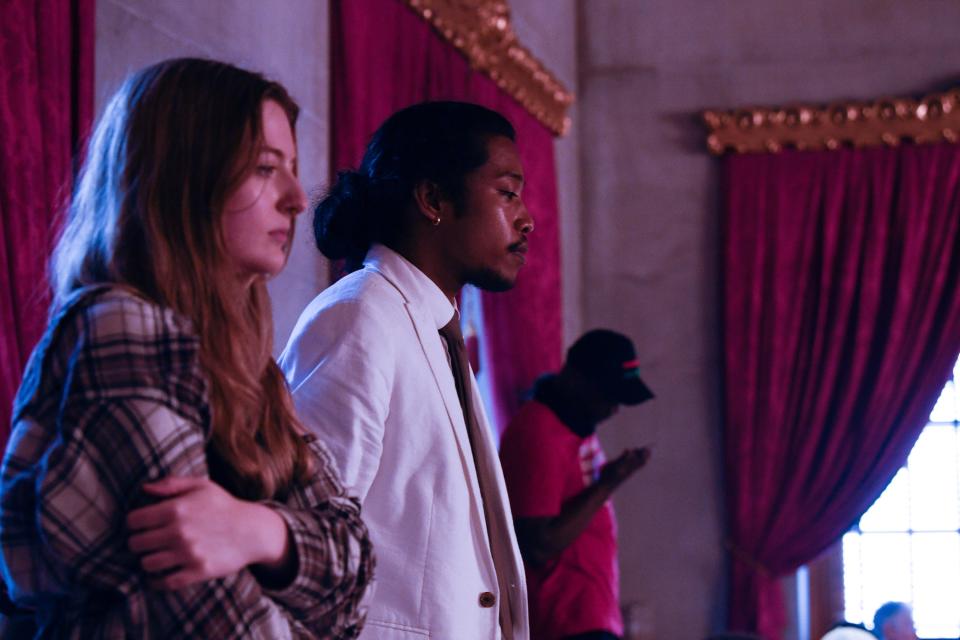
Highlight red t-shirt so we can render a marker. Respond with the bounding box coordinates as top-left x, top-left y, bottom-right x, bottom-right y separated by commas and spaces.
499, 401, 622, 639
